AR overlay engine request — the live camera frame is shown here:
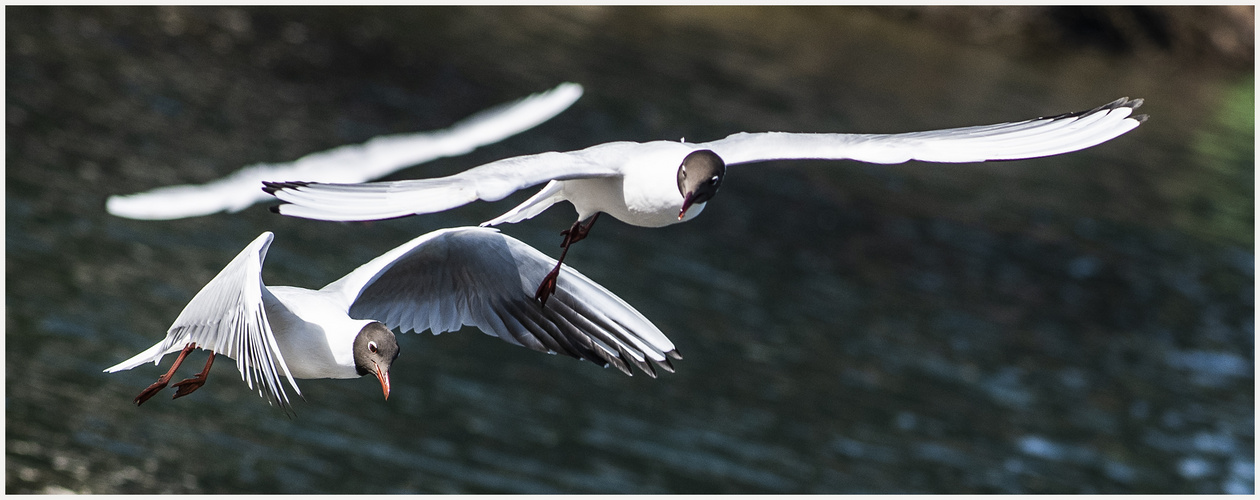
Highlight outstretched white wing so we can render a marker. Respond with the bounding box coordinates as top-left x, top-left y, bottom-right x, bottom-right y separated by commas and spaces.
265, 141, 633, 222
322, 227, 678, 377
702, 97, 1145, 165
106, 82, 584, 220
265, 97, 1145, 223
105, 232, 300, 409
